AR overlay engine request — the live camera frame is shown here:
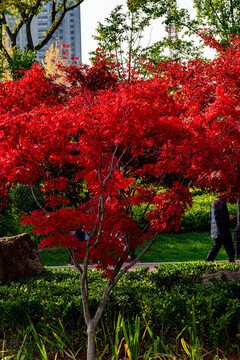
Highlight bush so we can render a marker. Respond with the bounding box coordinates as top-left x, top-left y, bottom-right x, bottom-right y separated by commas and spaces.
1, 262, 240, 350
180, 191, 237, 232
134, 189, 238, 233
10, 184, 45, 216
0, 185, 46, 241
0, 208, 18, 237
